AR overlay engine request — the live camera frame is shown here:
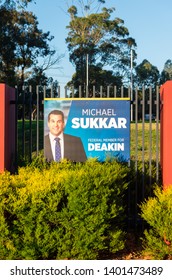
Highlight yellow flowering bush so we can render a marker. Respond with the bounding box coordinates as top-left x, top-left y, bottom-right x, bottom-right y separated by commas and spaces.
141, 186, 172, 259
0, 159, 130, 260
